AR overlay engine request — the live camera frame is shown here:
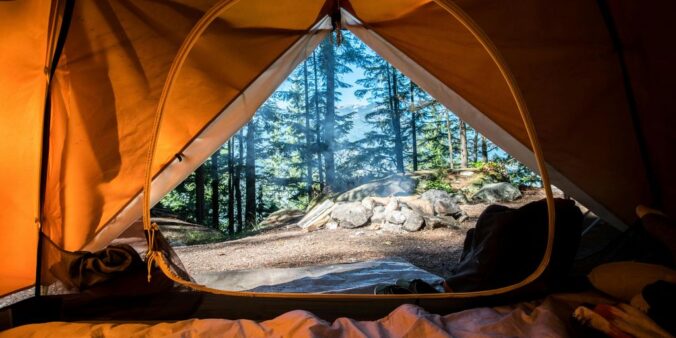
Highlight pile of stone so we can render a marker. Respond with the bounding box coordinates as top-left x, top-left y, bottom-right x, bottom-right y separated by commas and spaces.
297, 189, 468, 232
